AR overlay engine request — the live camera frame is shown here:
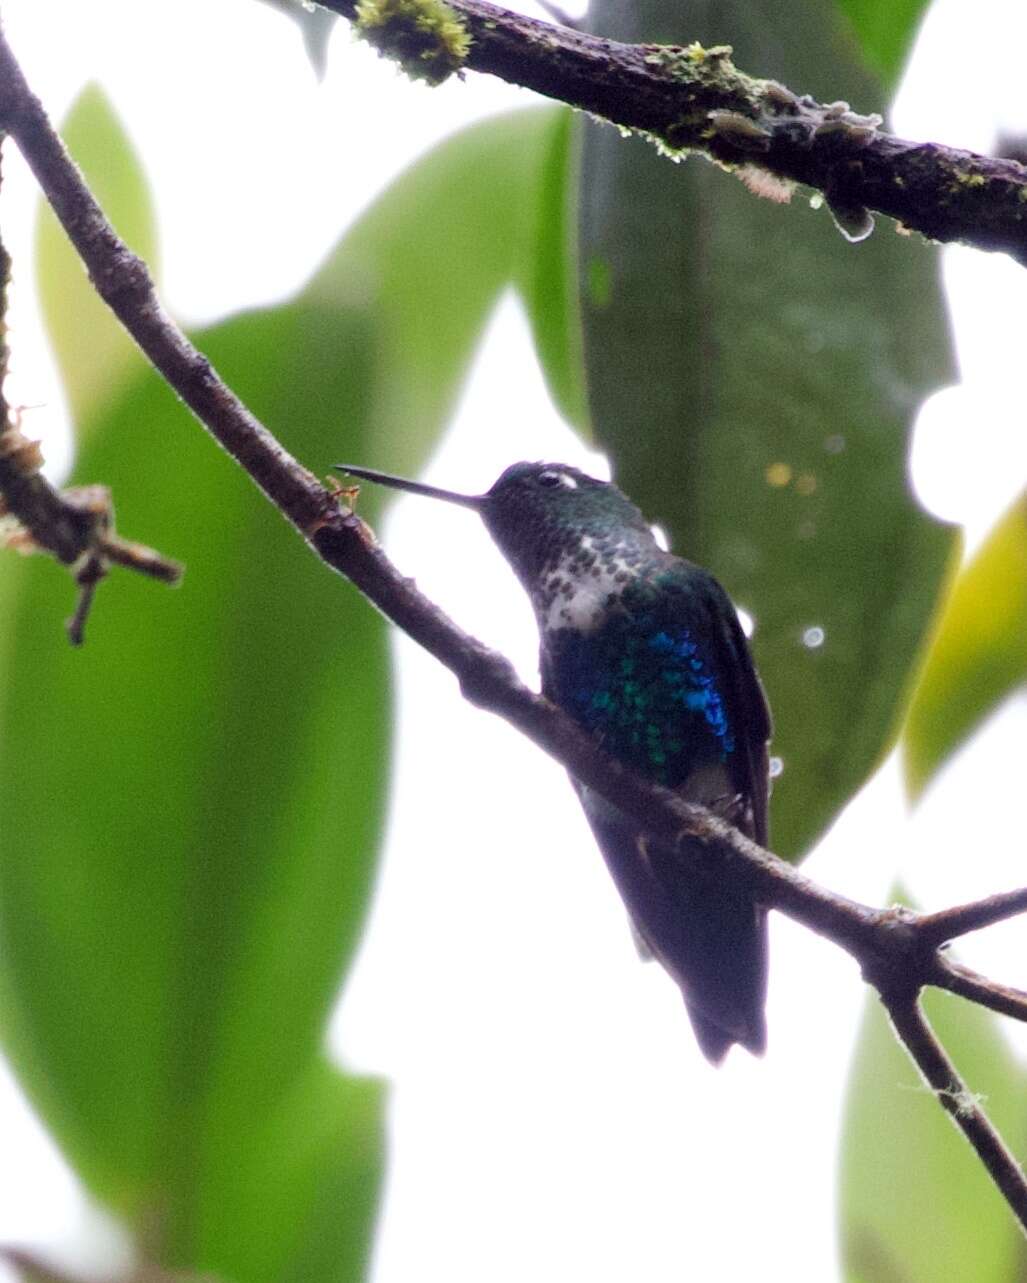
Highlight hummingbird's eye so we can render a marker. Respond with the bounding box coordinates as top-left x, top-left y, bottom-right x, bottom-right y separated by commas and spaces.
537, 469, 578, 490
